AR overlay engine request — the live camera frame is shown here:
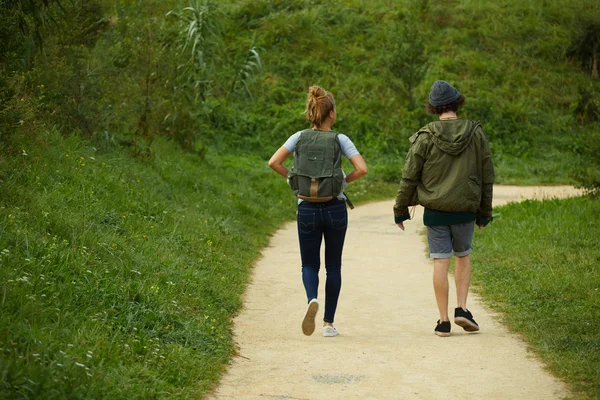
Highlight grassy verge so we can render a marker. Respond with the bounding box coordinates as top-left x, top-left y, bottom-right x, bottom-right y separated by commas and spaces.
1, 0, 598, 397
0, 130, 297, 399
0, 127, 400, 398
2, 127, 597, 399
471, 197, 600, 399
